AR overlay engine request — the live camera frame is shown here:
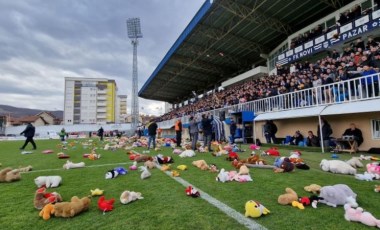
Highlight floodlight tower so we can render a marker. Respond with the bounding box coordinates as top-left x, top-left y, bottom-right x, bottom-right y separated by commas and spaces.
127, 18, 143, 131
